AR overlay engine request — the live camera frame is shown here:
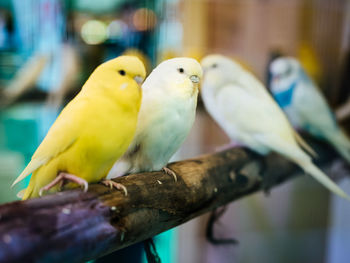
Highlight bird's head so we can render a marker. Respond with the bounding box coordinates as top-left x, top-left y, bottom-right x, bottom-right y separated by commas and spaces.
201, 54, 243, 90
145, 57, 203, 98
98, 55, 146, 86
269, 57, 300, 93
81, 56, 146, 110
